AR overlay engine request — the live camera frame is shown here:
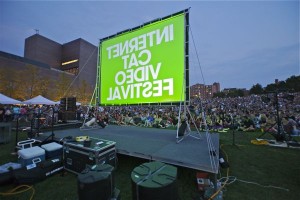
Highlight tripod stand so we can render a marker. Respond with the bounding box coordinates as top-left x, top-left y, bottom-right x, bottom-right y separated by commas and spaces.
42, 107, 55, 143
258, 91, 286, 142
176, 104, 202, 143
230, 114, 241, 148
